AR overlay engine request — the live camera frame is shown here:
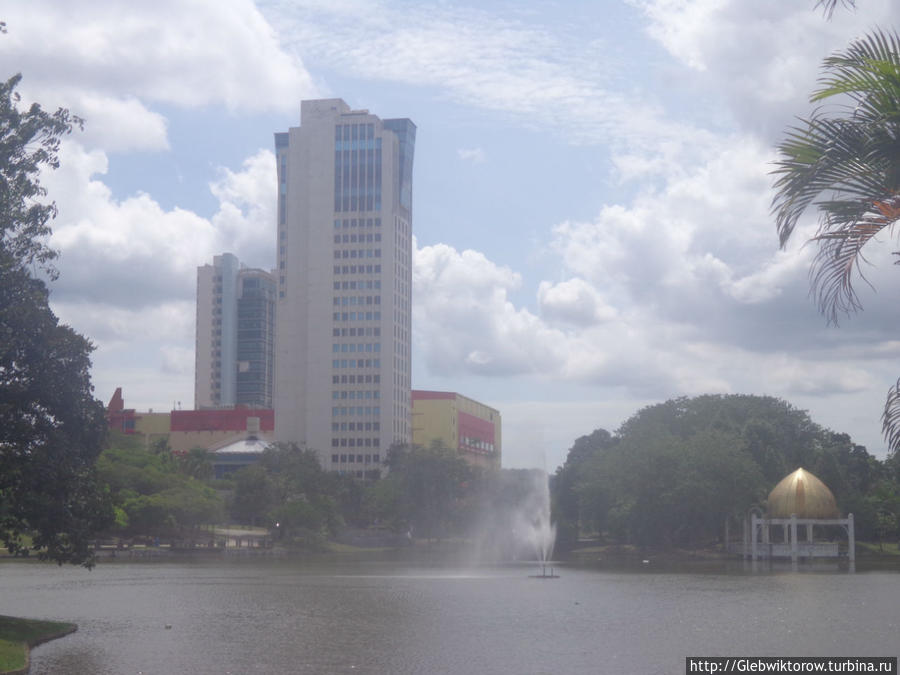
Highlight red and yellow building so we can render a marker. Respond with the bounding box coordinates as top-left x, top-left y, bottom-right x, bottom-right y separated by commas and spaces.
411, 390, 501, 470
